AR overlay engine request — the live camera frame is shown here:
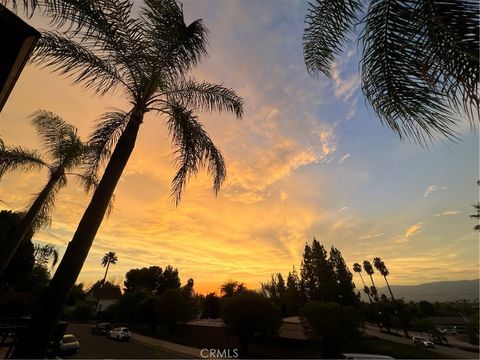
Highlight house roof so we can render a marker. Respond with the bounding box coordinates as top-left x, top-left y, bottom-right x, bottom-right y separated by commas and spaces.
91, 285, 122, 300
